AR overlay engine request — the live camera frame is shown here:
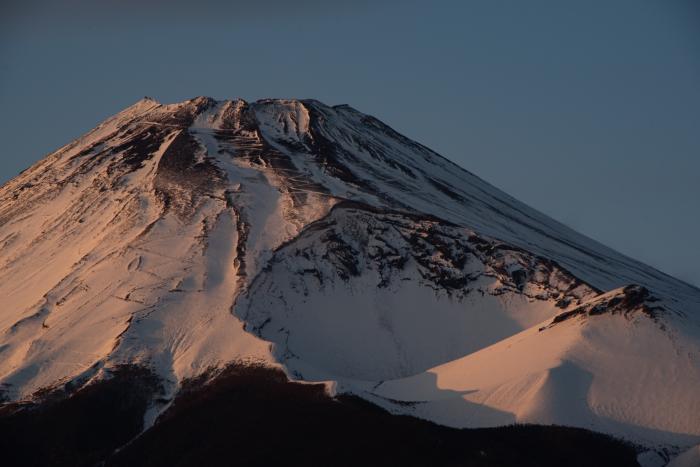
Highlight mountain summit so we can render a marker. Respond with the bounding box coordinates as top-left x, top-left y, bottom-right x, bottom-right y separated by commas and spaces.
1, 97, 698, 466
